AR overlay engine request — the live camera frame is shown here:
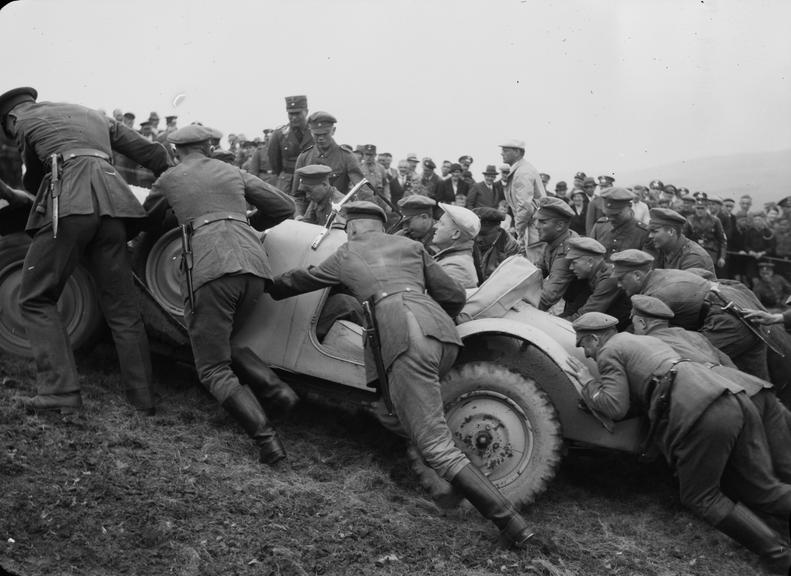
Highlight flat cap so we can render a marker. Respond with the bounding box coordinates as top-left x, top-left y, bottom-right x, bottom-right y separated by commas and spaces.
362, 144, 376, 154
285, 95, 308, 111
307, 111, 336, 134
601, 187, 635, 213
566, 237, 606, 260
537, 196, 574, 220
168, 124, 213, 145
423, 157, 436, 170
500, 139, 526, 150
296, 164, 332, 188
707, 194, 723, 205
406, 153, 419, 162
555, 181, 568, 192
649, 207, 687, 228
482, 164, 498, 175
438, 203, 481, 239
0, 87, 37, 121
398, 194, 436, 217
610, 249, 655, 278
572, 312, 619, 332
473, 206, 505, 224
630, 295, 674, 320
343, 201, 387, 223
598, 175, 615, 184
